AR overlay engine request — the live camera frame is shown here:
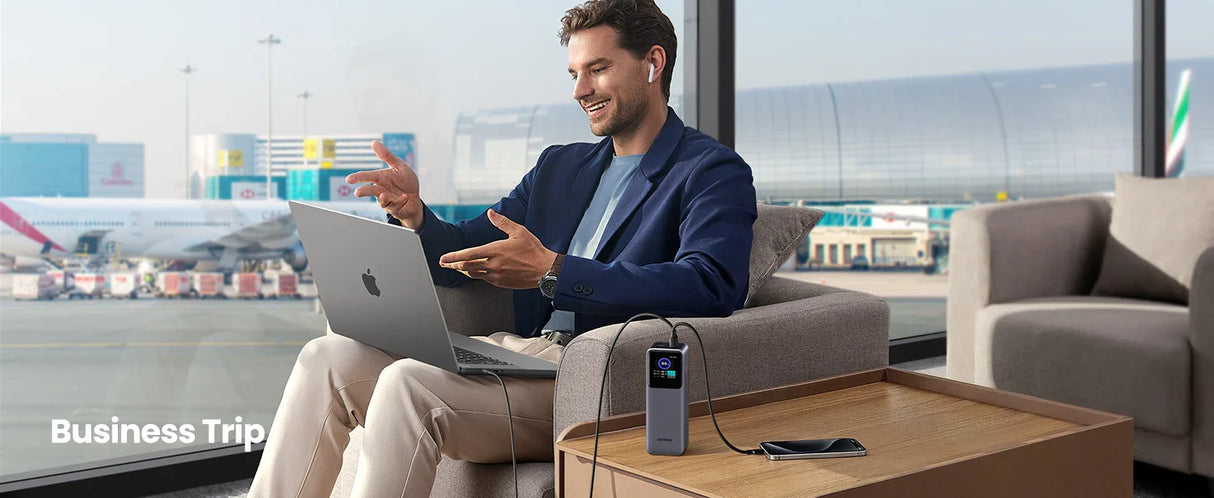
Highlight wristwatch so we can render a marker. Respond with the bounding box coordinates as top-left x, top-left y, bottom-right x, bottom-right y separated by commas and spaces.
539, 254, 565, 299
